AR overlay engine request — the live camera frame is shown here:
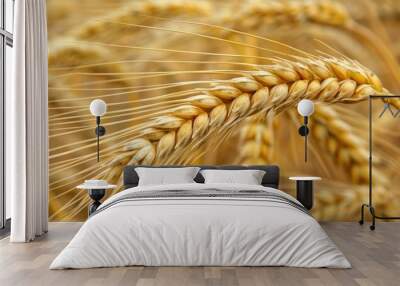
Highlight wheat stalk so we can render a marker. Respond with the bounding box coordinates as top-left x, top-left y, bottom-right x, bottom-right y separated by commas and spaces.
101, 54, 390, 186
